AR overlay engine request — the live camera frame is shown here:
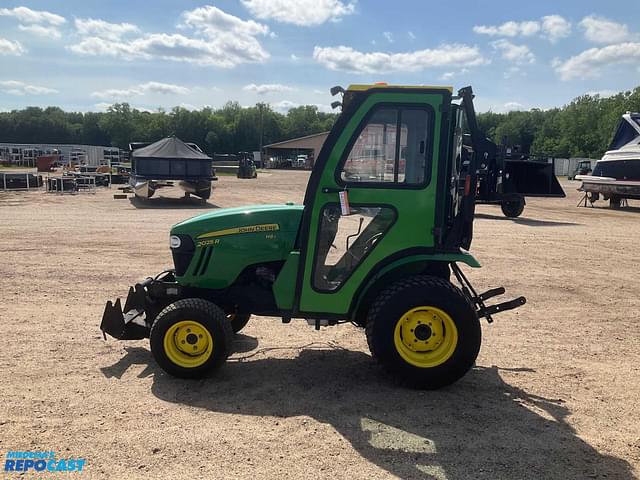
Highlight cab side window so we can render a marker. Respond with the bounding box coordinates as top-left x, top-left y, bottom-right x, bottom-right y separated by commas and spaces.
340, 107, 432, 185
